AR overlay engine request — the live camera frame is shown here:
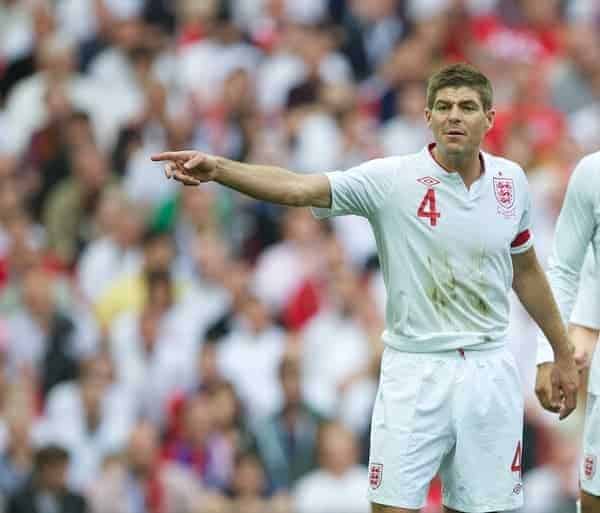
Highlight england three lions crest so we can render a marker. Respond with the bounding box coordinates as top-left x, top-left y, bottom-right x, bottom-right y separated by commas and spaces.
494, 176, 515, 209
